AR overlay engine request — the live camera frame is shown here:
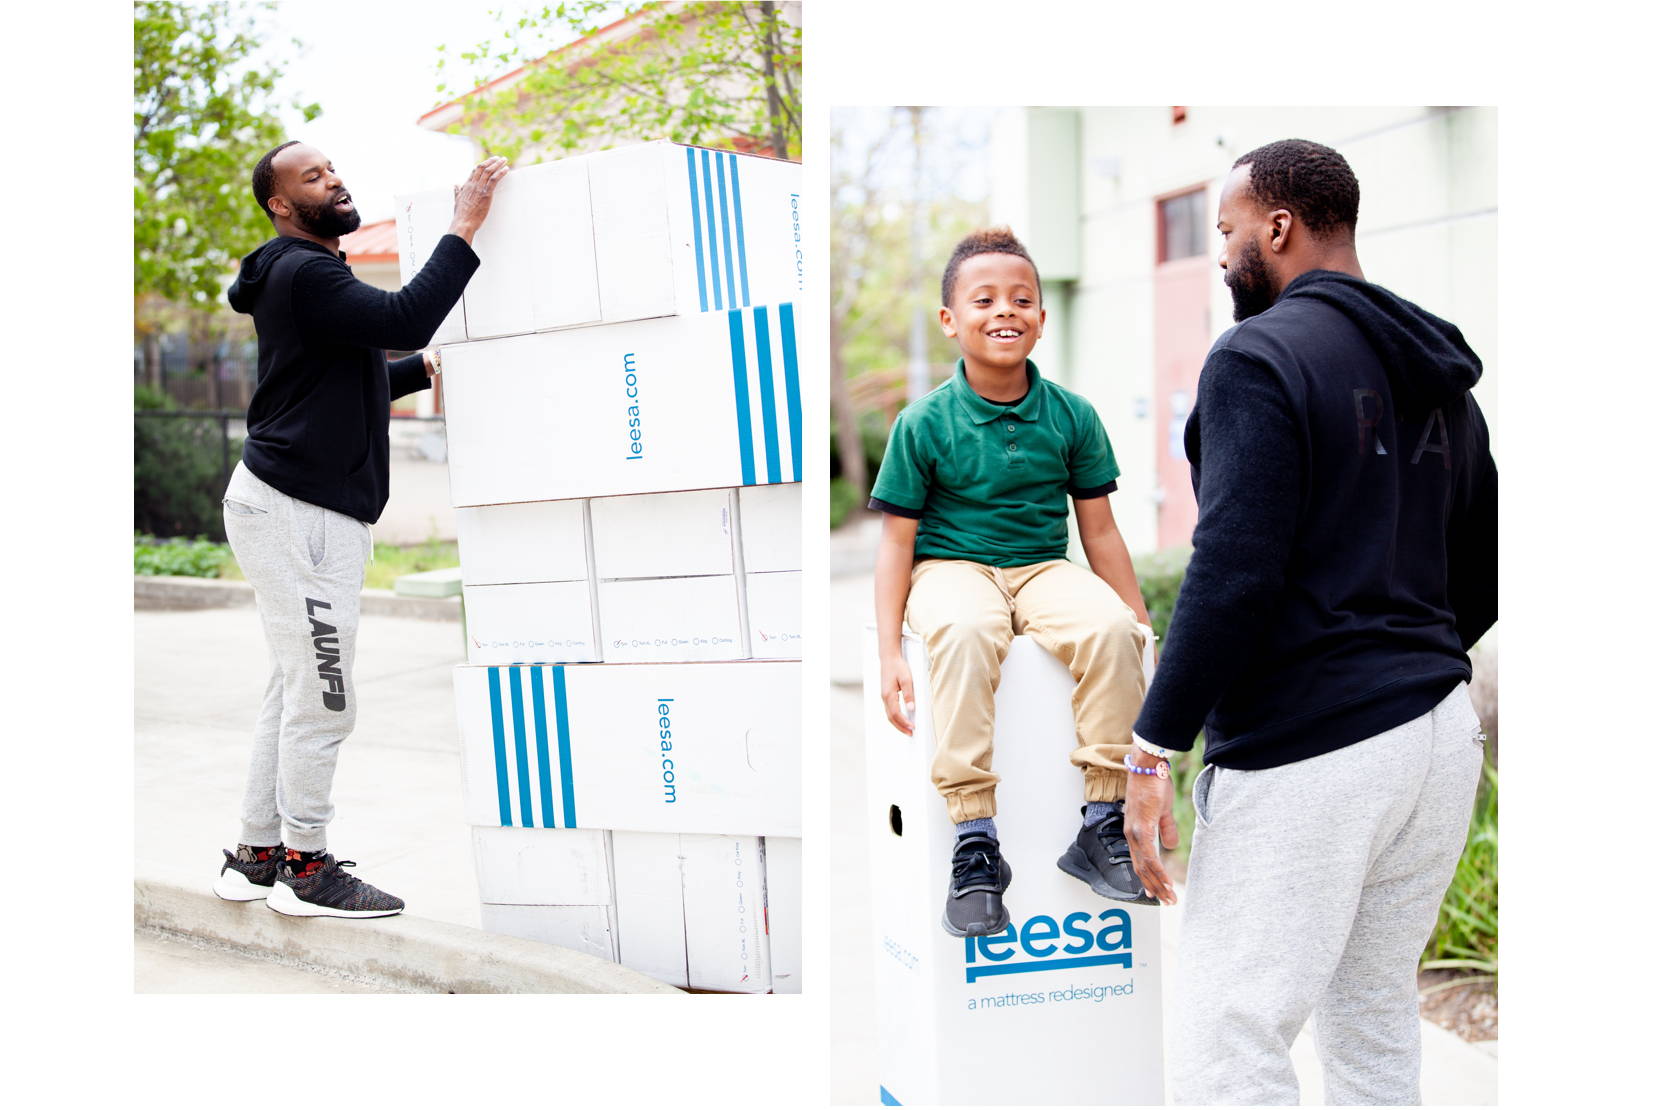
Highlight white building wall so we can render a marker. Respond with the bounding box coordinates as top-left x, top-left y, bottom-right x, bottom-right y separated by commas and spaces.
993, 106, 1498, 556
